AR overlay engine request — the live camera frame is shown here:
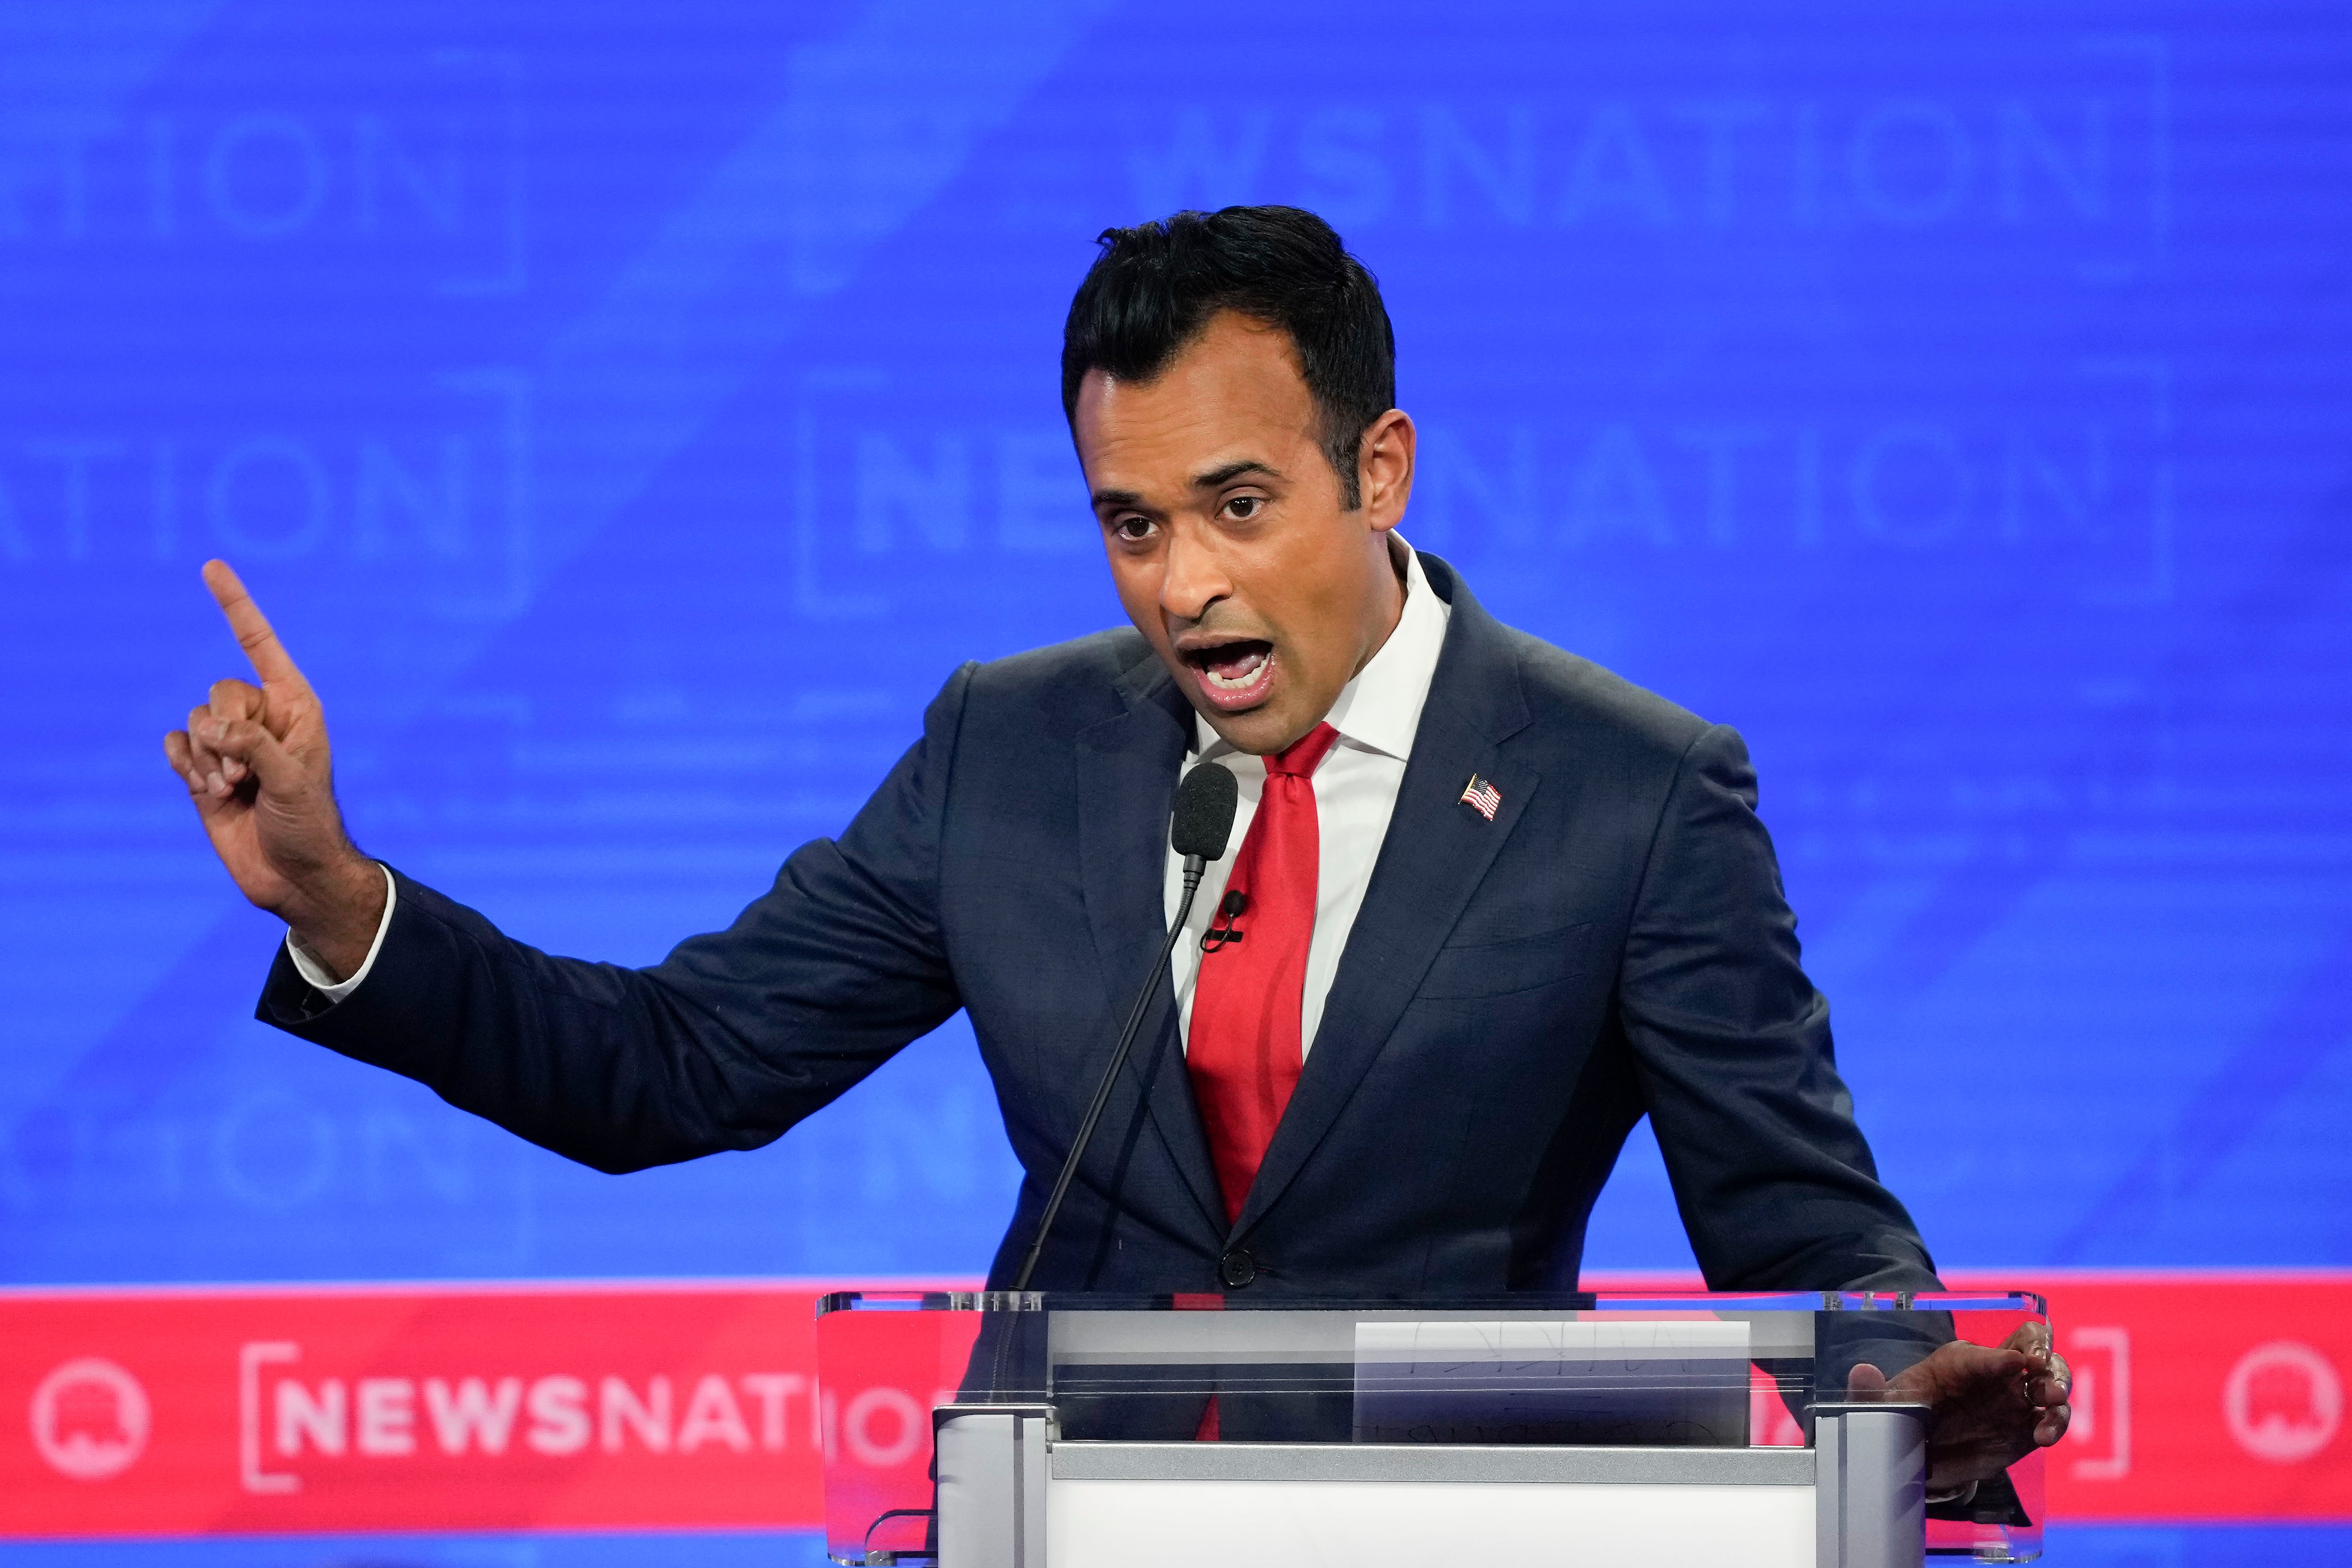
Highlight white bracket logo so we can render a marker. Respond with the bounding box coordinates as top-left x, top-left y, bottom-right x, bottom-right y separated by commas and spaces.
239, 1341, 302, 1494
